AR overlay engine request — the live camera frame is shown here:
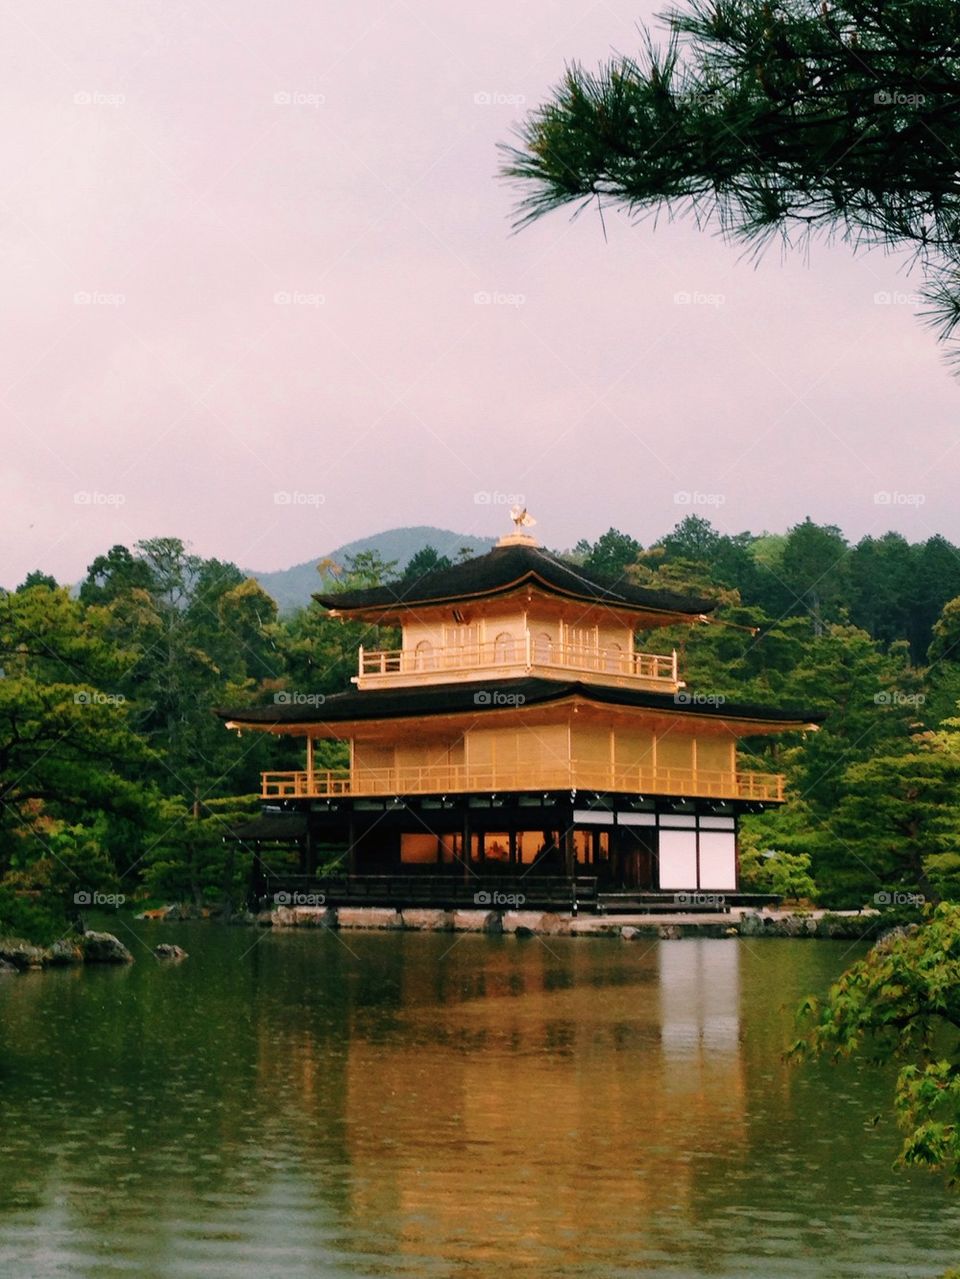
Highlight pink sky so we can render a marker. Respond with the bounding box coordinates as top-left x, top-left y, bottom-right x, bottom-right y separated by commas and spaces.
3, 0, 958, 588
